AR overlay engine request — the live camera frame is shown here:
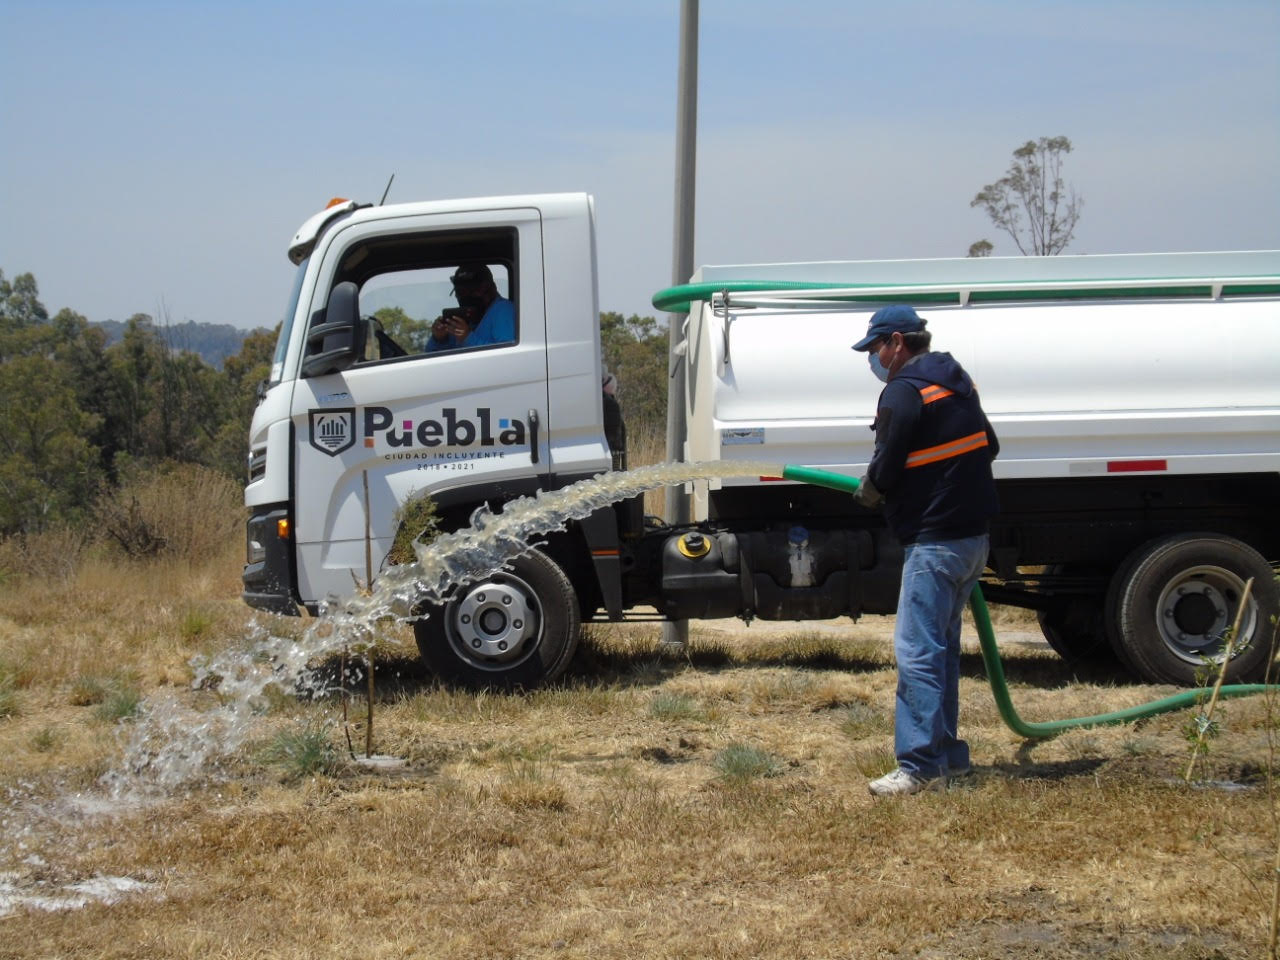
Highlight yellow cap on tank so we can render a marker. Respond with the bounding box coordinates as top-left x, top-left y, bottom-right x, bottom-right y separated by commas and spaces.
677, 533, 711, 559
